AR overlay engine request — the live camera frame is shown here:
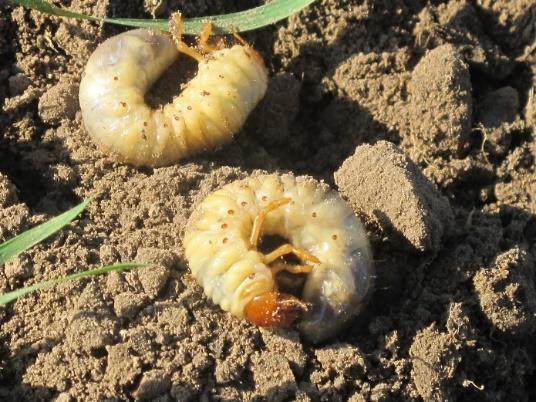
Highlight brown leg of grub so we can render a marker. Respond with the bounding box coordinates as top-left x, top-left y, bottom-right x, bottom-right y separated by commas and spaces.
233, 31, 248, 46
198, 21, 220, 53
263, 244, 320, 265
270, 262, 314, 276
249, 198, 291, 248
169, 12, 204, 62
